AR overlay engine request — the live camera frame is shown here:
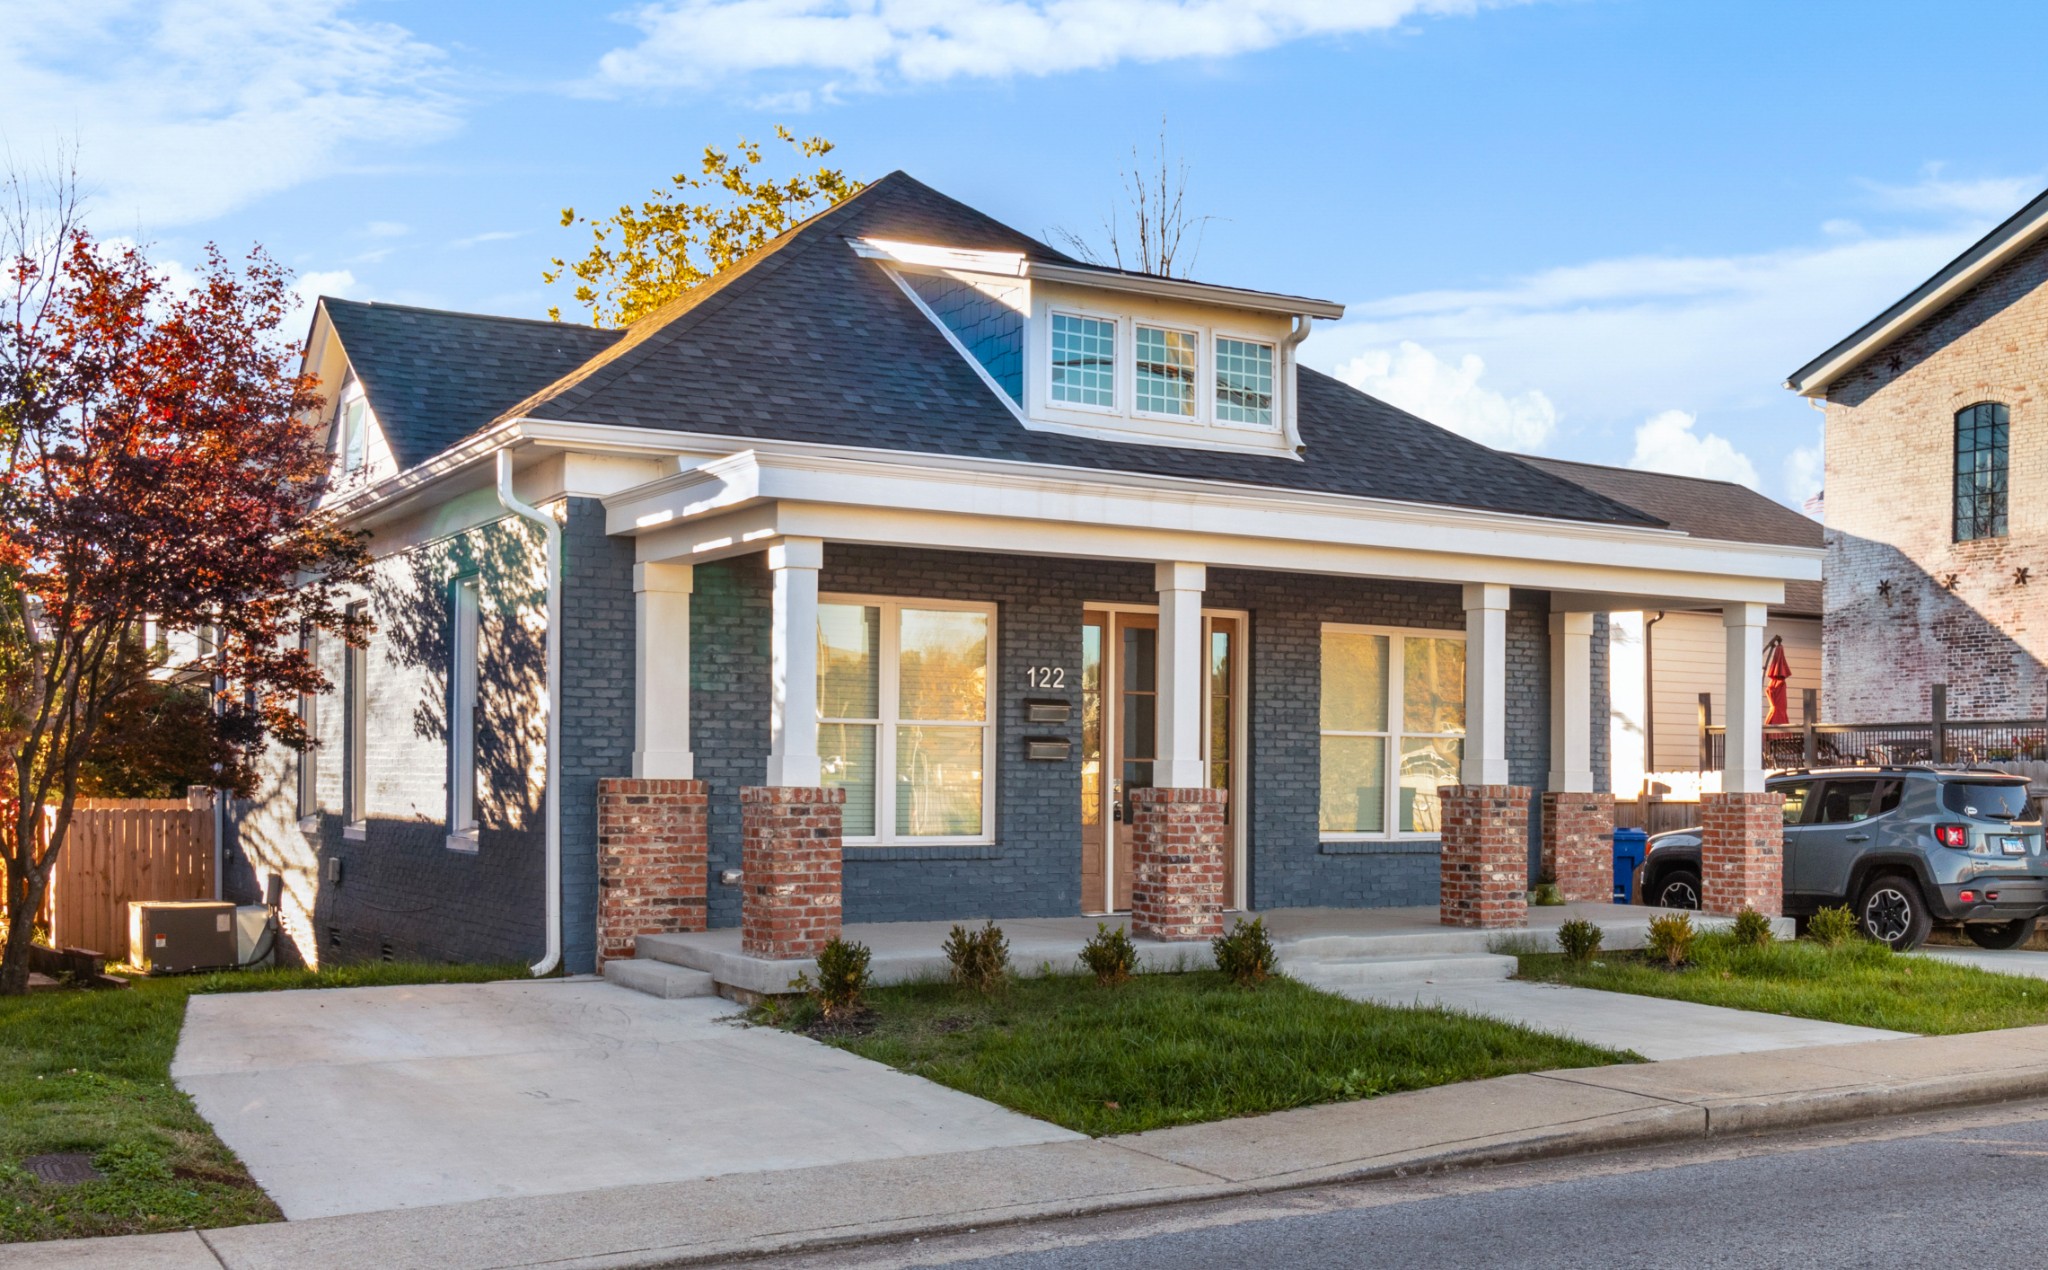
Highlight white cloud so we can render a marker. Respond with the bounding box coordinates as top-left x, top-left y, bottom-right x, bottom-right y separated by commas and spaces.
1628, 409, 1760, 489
1336, 340, 1557, 451
363, 221, 410, 239
1783, 440, 1824, 507
451, 229, 527, 249
290, 268, 359, 333
590, 0, 1517, 94
1863, 165, 2041, 219
0, 0, 459, 226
